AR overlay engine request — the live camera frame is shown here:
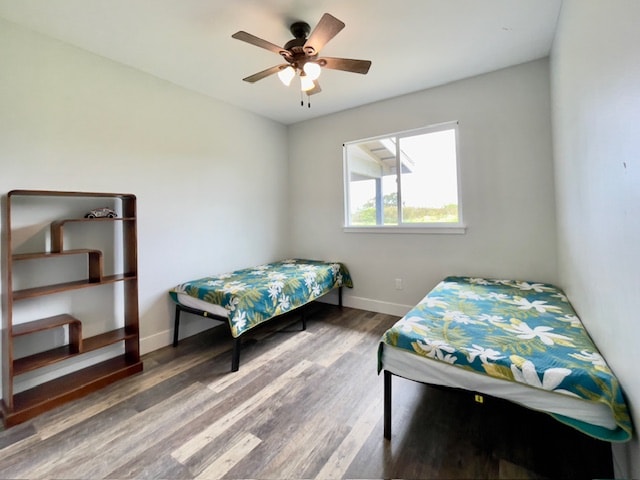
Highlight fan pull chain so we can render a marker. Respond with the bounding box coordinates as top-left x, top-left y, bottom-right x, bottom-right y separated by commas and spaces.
299, 91, 311, 108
